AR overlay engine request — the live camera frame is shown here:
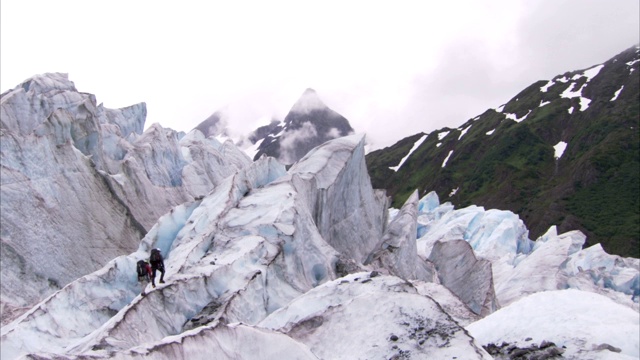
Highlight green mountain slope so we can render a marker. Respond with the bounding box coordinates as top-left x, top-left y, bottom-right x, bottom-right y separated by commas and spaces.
366, 45, 640, 258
